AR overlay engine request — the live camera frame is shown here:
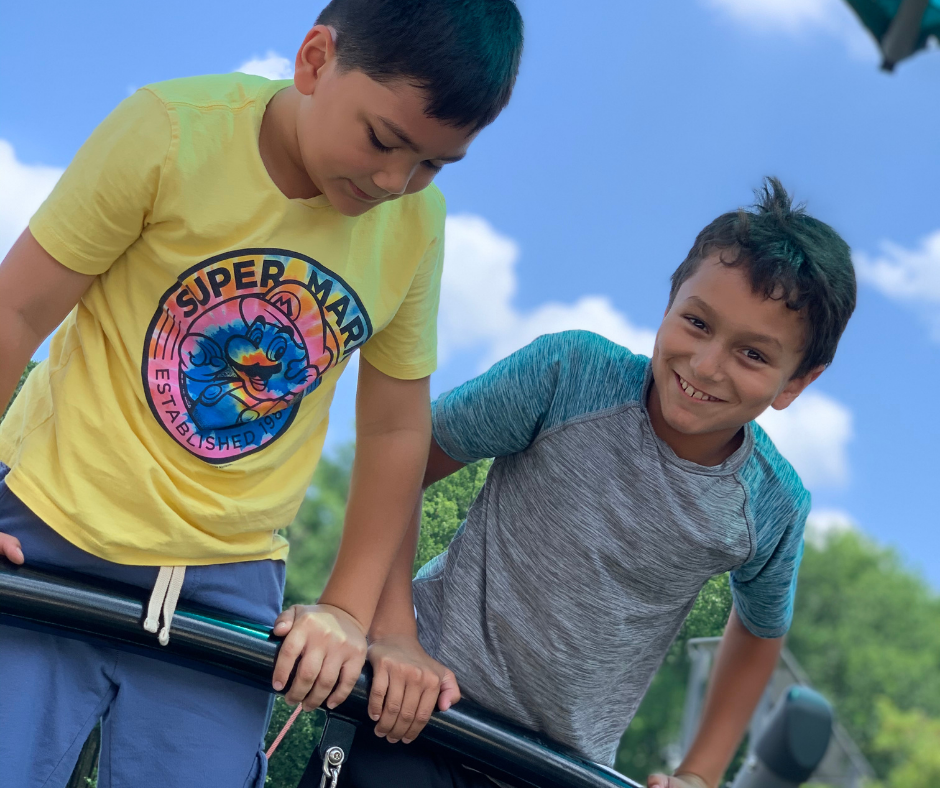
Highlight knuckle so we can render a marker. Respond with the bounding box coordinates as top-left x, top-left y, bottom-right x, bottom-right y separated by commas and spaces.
399, 710, 416, 723
297, 667, 318, 684
386, 703, 402, 715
